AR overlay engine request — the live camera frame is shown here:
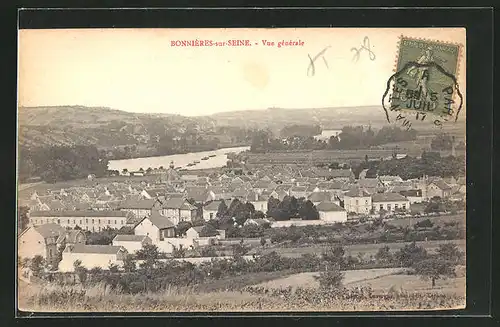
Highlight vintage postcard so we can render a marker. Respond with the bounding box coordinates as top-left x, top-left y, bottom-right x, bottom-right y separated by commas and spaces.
17, 27, 466, 313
